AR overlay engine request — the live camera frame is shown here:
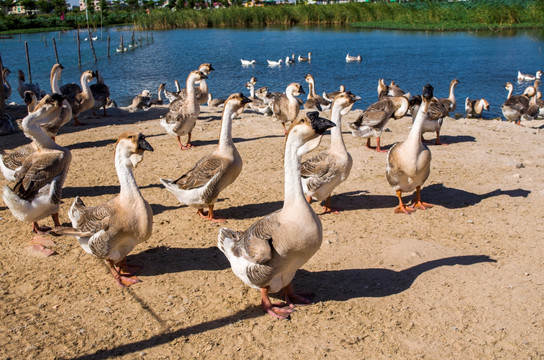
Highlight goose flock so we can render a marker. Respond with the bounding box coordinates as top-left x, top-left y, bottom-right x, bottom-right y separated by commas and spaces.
1, 58, 544, 320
